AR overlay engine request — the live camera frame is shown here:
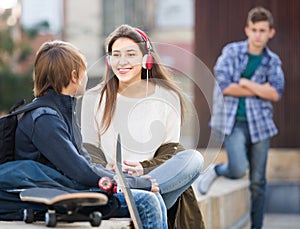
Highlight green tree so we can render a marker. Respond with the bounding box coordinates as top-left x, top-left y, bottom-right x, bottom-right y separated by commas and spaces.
0, 10, 36, 113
